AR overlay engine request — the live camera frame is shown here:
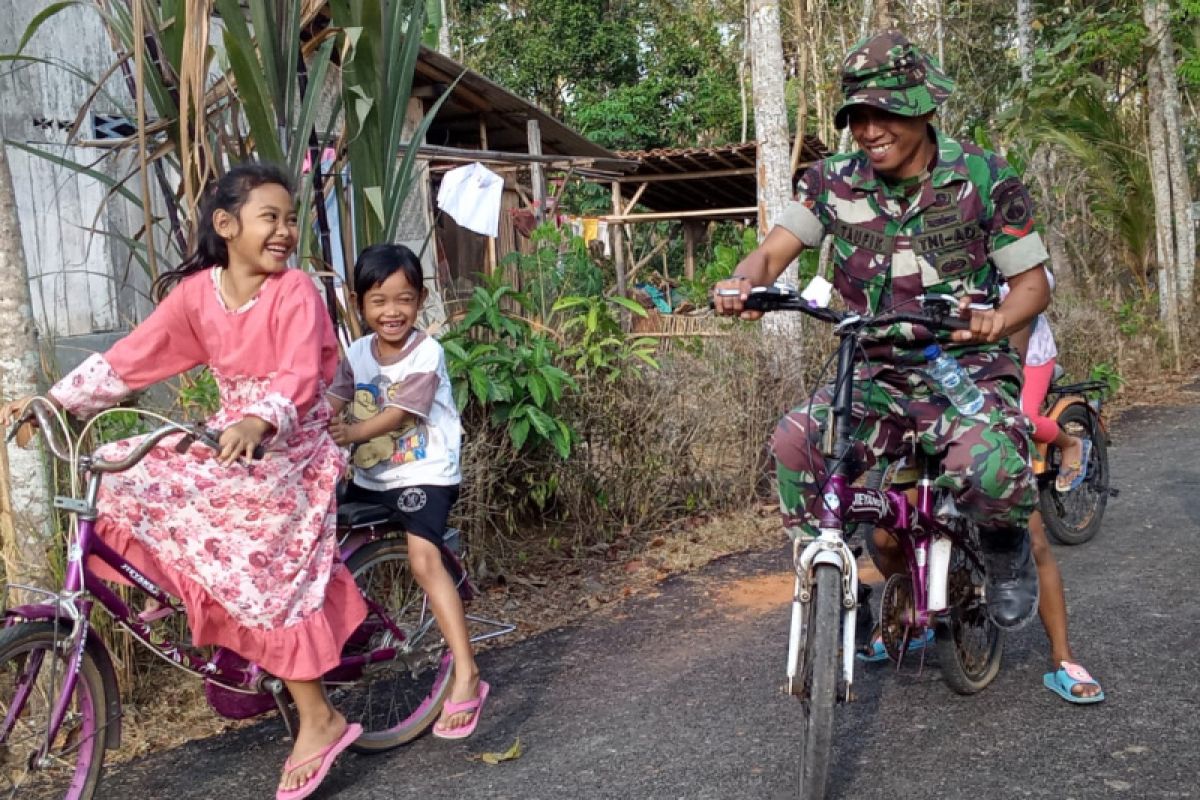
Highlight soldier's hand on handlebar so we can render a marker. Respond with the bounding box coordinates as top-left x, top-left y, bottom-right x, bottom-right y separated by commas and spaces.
712, 276, 763, 320
950, 297, 1009, 344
